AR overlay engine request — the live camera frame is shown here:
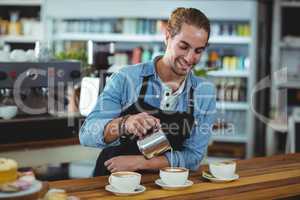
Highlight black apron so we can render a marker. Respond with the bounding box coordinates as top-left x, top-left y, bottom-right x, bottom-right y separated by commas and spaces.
93, 76, 195, 176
